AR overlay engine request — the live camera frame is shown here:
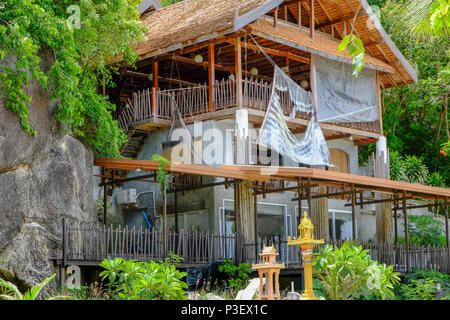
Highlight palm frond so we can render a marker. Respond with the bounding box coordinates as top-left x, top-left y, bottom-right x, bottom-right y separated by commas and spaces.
0, 278, 23, 300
